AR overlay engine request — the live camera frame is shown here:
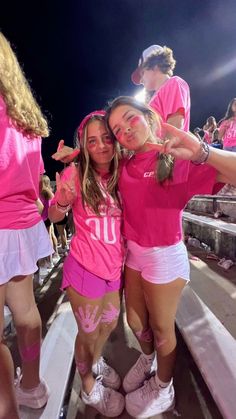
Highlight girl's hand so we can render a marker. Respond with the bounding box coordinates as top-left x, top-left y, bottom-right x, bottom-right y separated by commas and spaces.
52, 139, 80, 163
148, 123, 202, 160
55, 163, 77, 206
